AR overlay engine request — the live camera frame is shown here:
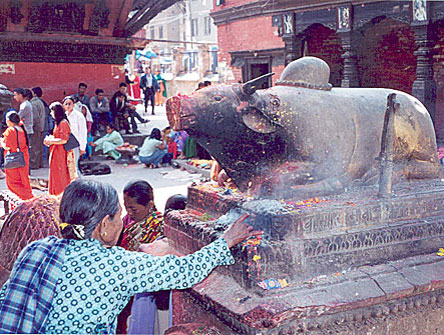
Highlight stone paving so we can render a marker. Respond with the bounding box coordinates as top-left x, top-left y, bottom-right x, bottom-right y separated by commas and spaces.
0, 104, 202, 213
